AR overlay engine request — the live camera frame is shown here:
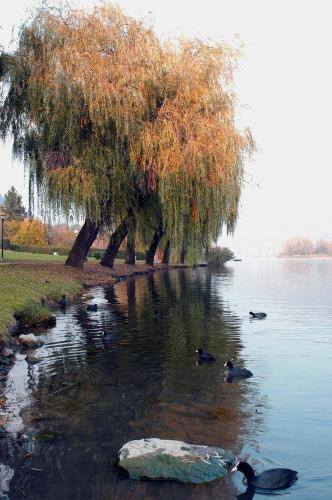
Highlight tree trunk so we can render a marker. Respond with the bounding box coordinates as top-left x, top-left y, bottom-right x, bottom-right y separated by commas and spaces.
101, 218, 129, 268
146, 225, 163, 266
125, 219, 136, 265
65, 217, 99, 269
180, 245, 186, 264
162, 240, 171, 265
